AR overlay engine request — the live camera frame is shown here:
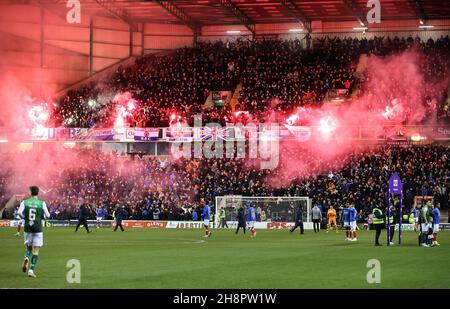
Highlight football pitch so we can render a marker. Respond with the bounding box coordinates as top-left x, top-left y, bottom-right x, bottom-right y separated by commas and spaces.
1, 228, 449, 289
